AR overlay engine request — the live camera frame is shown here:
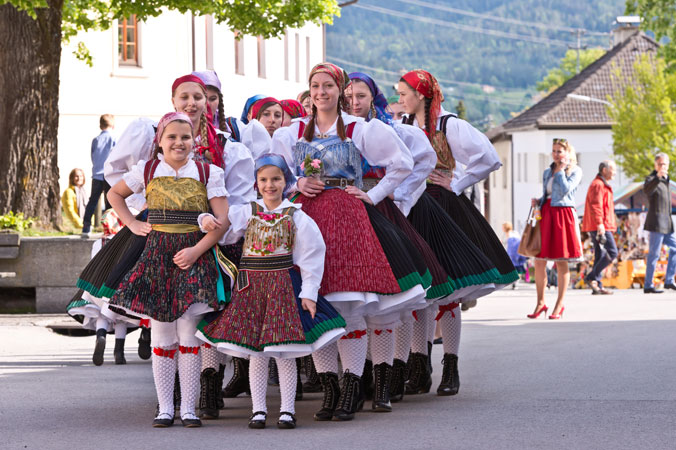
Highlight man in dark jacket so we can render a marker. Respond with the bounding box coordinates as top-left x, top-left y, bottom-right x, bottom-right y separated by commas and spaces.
643, 153, 676, 293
